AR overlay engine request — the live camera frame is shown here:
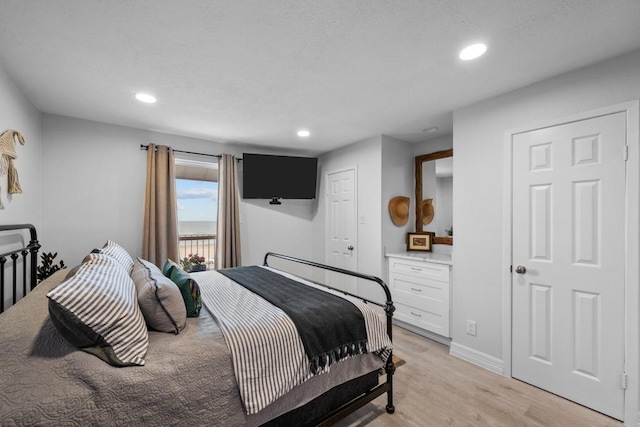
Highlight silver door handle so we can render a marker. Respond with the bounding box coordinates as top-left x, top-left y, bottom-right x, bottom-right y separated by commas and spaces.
515, 265, 527, 274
